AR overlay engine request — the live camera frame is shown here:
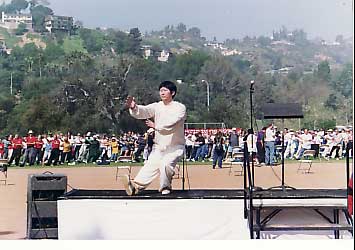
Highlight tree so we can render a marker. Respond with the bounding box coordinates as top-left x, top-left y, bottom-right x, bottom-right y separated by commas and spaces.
15, 22, 28, 35
324, 93, 339, 110
187, 27, 201, 39
29, 0, 50, 8
30, 5, 54, 32
290, 29, 308, 45
317, 61, 331, 82
176, 23, 187, 34
257, 36, 271, 47
272, 56, 282, 70
170, 50, 209, 83
332, 63, 352, 98
127, 28, 142, 56
79, 28, 107, 53
10, 0, 29, 13
43, 42, 65, 62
